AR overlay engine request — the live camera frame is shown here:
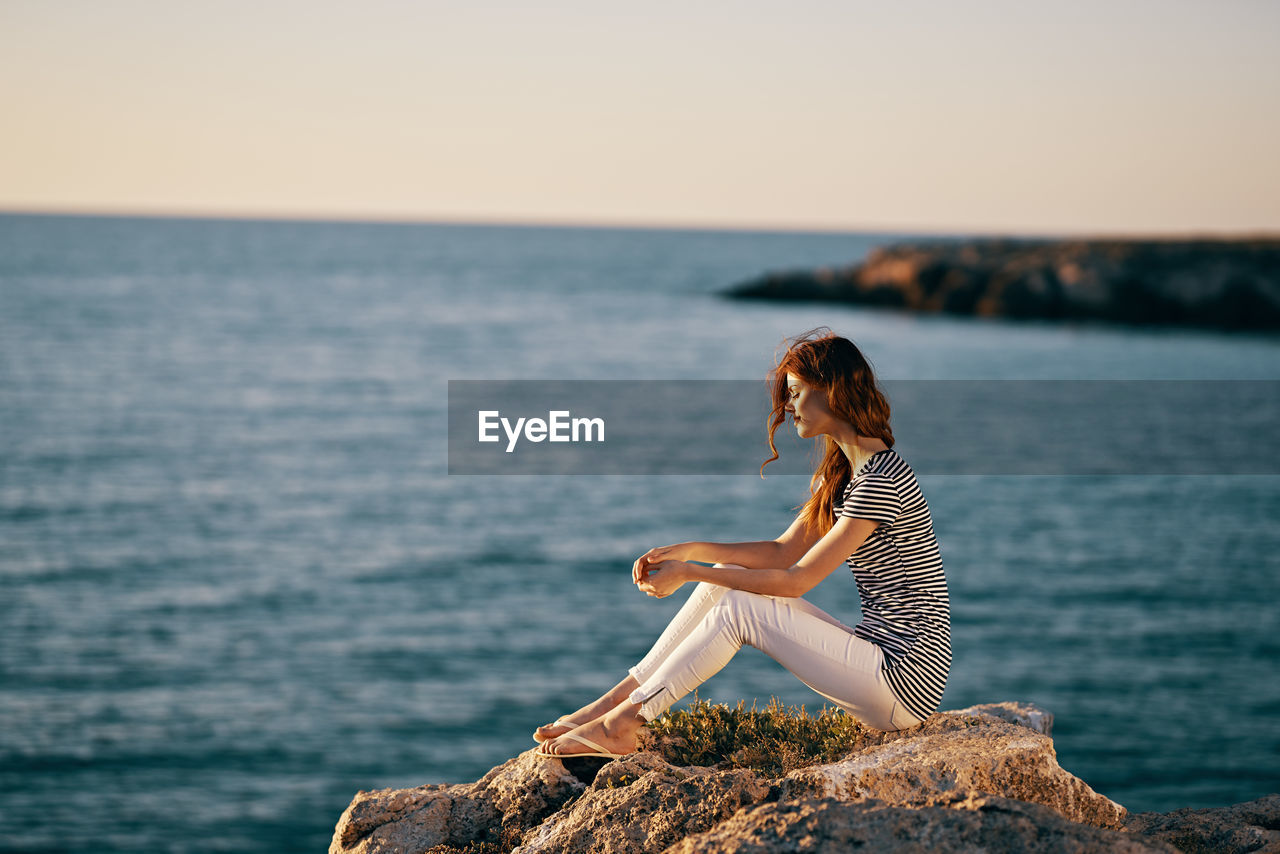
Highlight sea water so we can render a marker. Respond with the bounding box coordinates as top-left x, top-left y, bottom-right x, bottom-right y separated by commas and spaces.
1, 213, 1277, 853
